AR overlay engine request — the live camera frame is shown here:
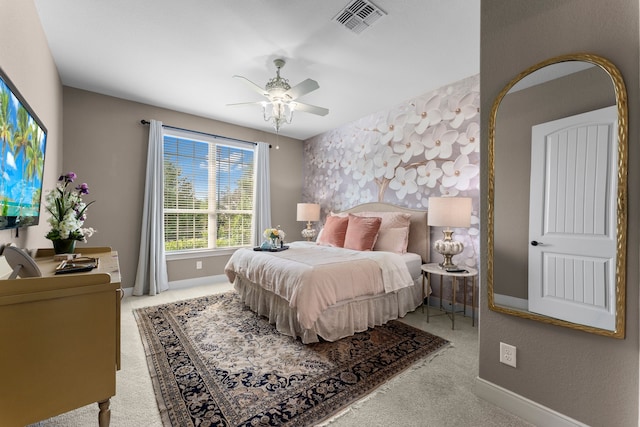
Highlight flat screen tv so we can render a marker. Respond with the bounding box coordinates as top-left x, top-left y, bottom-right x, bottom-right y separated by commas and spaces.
0, 67, 47, 230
